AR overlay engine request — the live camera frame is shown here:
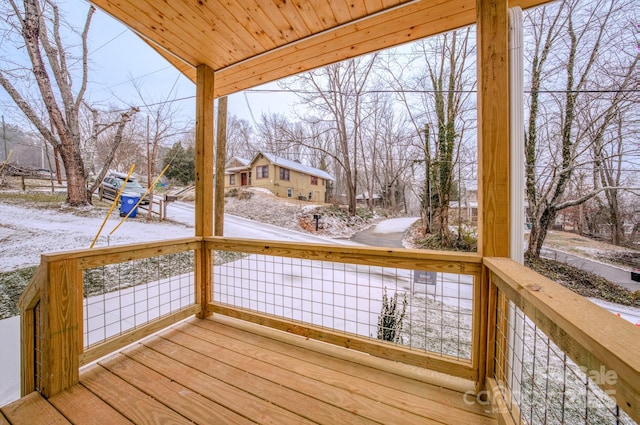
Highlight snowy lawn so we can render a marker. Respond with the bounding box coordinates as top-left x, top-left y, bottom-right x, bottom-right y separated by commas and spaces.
214, 252, 475, 359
